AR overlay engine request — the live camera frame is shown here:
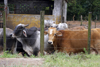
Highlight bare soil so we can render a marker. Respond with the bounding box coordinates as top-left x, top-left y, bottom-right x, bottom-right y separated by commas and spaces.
0, 58, 44, 67
67, 21, 100, 28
